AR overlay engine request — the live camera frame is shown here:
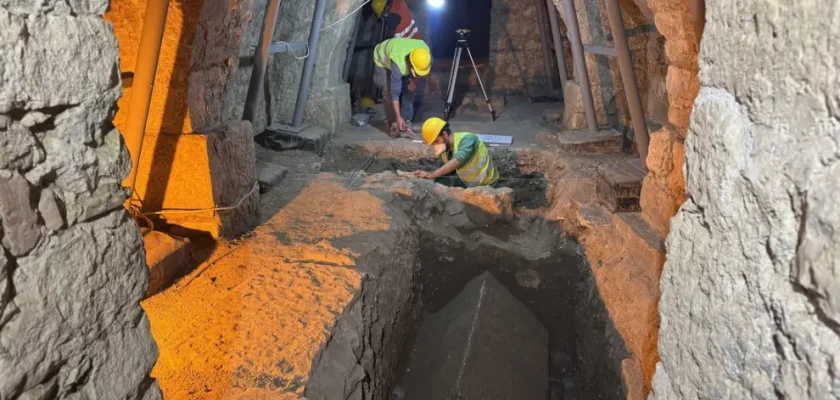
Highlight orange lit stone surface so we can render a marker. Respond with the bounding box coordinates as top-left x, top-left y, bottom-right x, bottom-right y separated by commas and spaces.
142, 176, 394, 399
